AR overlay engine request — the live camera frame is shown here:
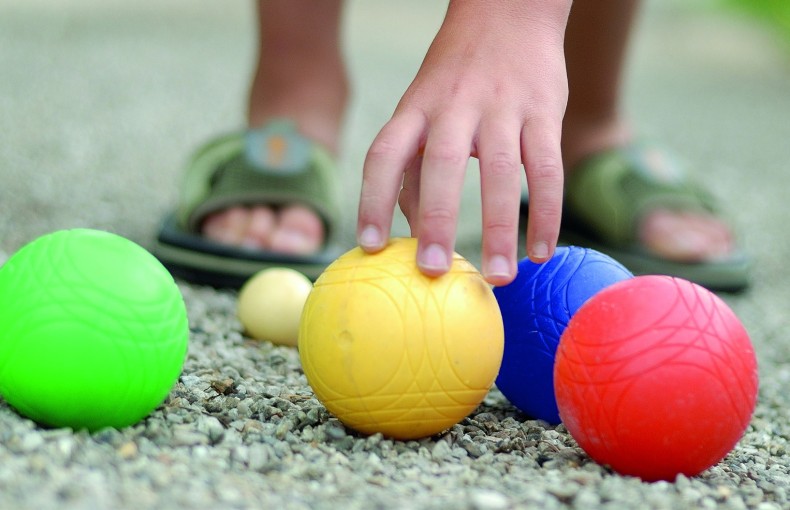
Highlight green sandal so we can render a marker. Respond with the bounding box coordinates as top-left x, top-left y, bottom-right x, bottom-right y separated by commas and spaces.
154, 120, 343, 288
524, 143, 751, 292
